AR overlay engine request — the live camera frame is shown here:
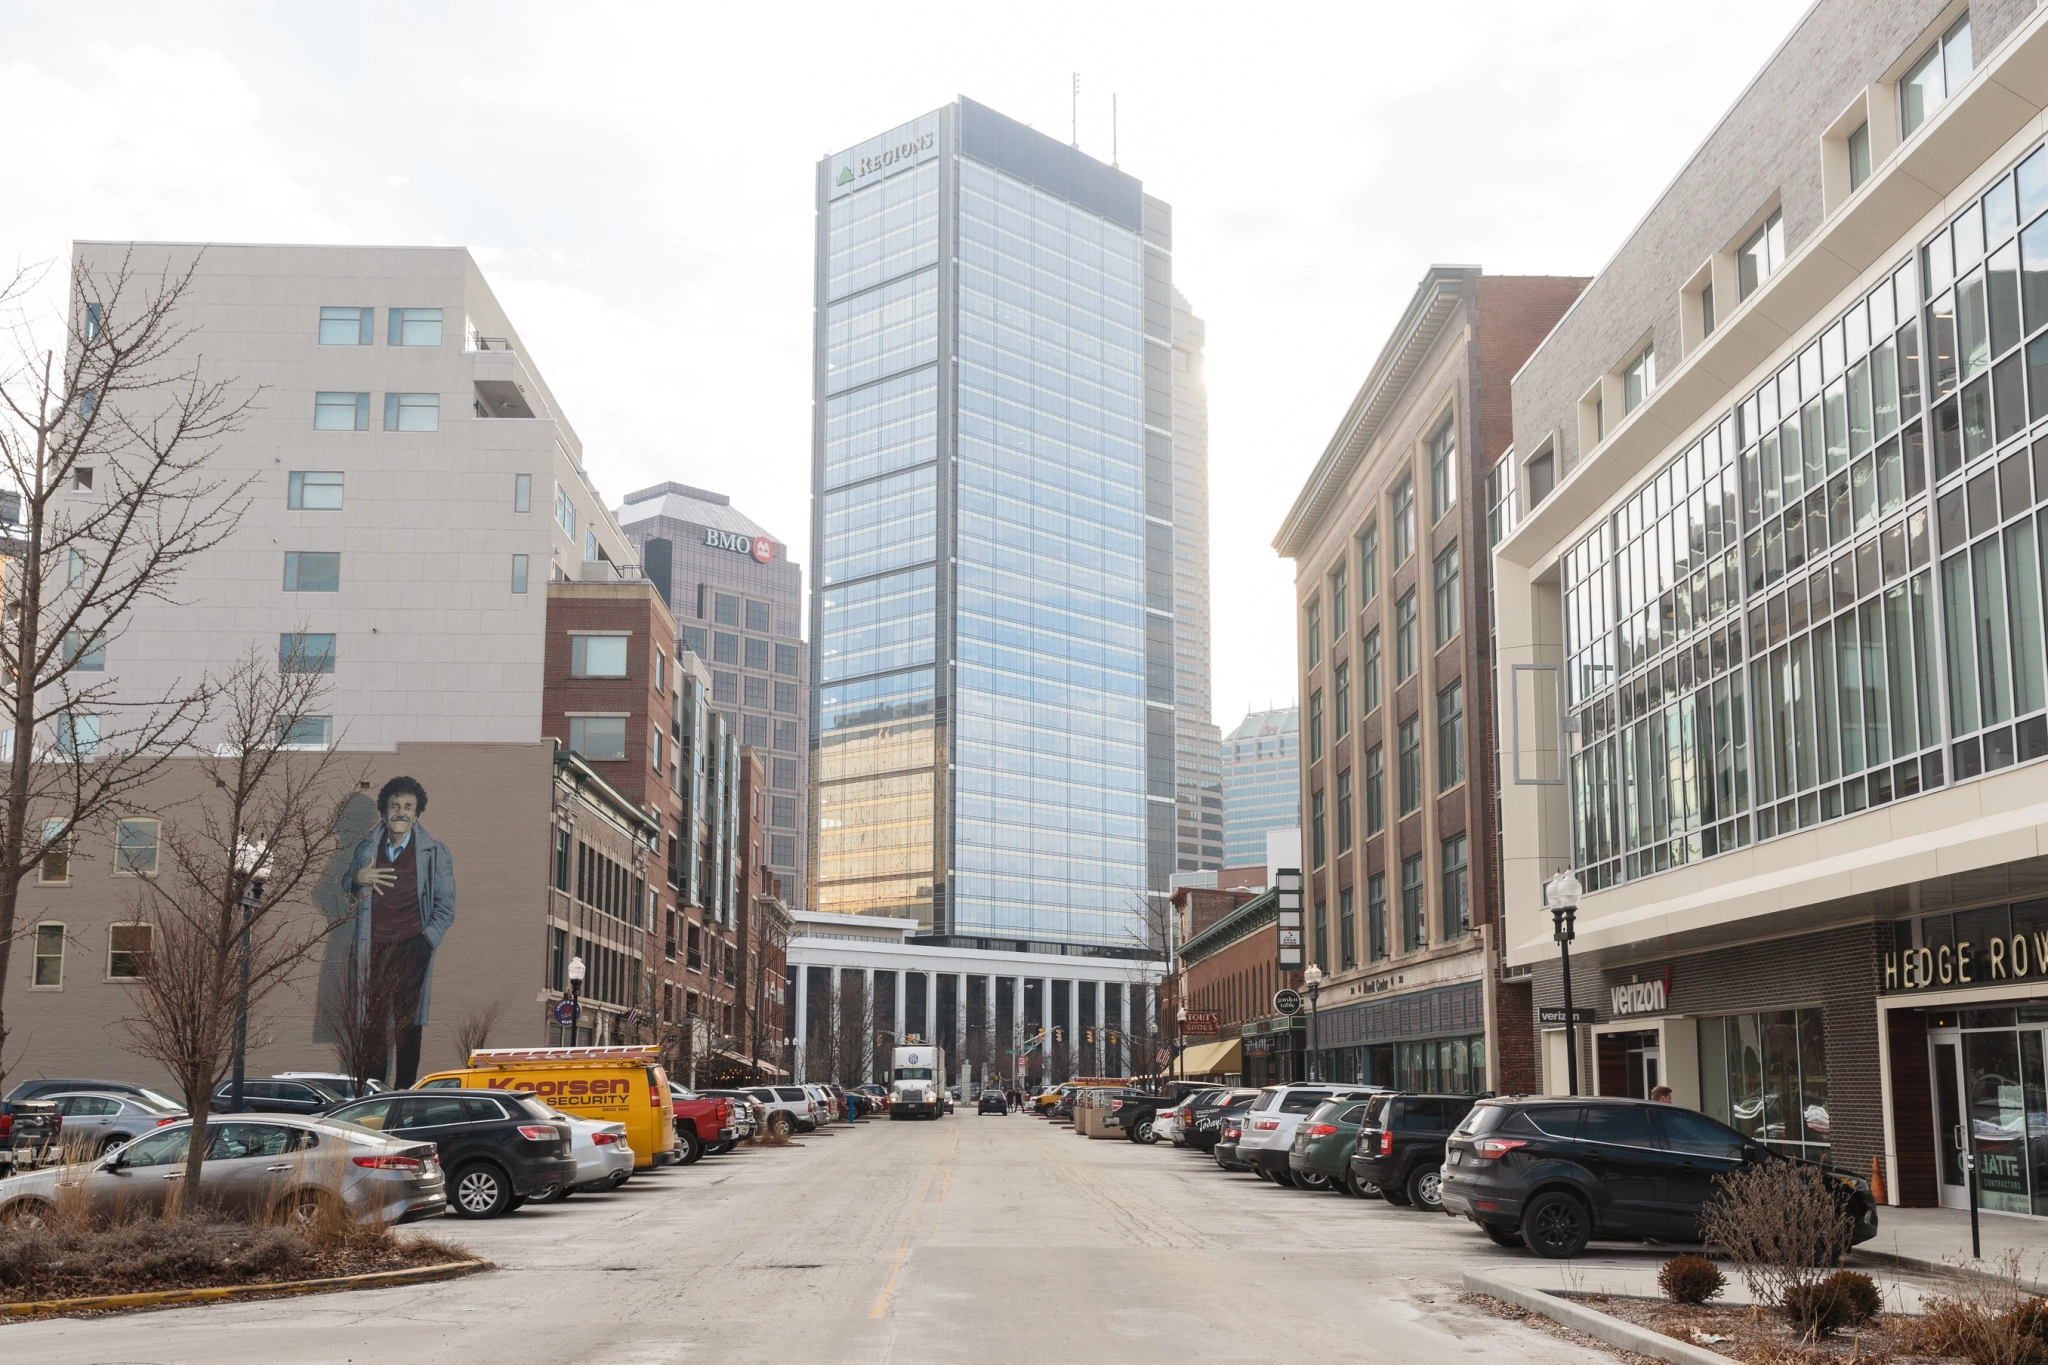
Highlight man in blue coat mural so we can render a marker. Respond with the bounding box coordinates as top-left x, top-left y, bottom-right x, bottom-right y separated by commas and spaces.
350, 775, 456, 1087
